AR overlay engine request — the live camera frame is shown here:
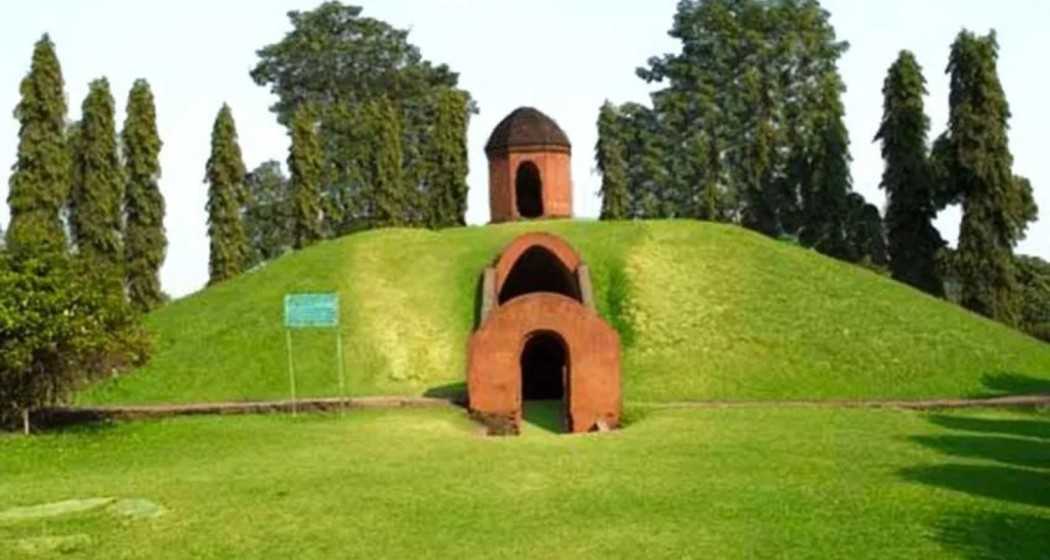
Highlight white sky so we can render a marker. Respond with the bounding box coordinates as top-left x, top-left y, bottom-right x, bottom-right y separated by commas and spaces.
1, 1, 1047, 298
